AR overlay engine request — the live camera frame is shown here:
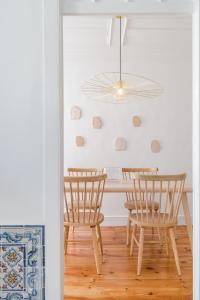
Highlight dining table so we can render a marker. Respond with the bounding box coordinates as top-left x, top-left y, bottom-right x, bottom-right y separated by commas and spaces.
64, 176, 193, 251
